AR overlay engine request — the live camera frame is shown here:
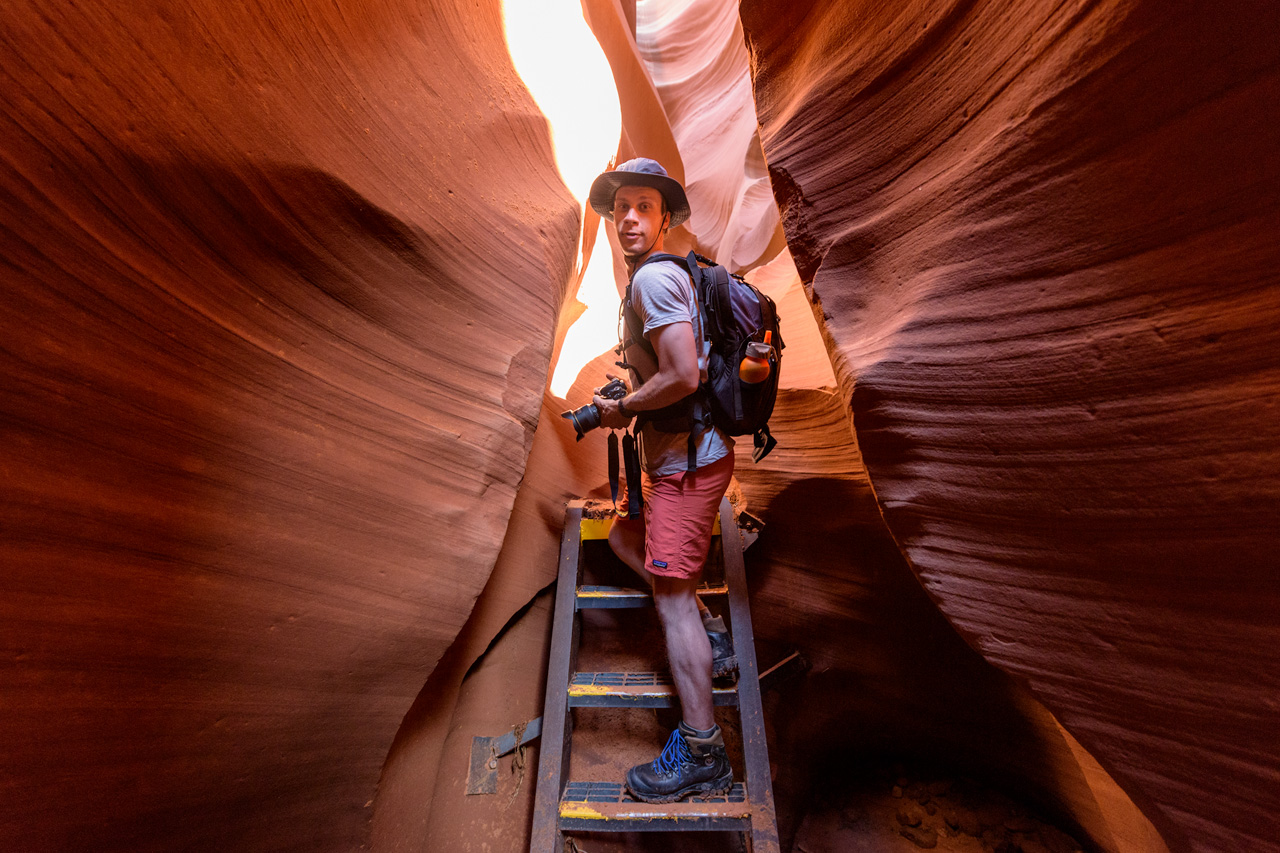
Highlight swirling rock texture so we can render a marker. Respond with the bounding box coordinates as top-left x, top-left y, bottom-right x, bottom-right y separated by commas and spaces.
368, 372, 624, 851
741, 1, 1280, 851
6, 0, 1276, 851
0, 1, 576, 851
738, 253, 1164, 853
632, 0, 786, 272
